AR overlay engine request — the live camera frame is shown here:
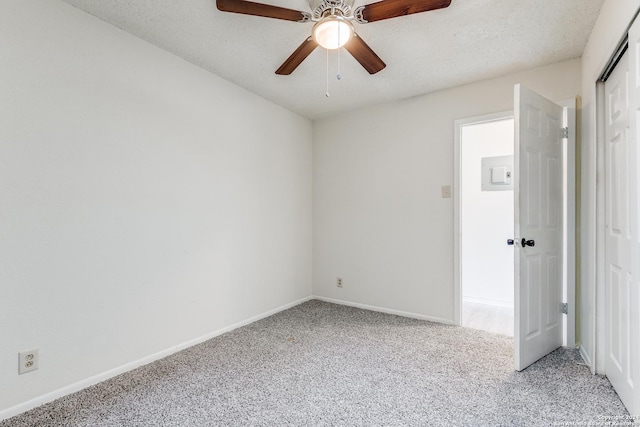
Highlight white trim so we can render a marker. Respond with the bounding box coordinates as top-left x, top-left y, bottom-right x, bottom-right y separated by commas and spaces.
579, 344, 593, 368
453, 110, 514, 327
462, 296, 514, 309
595, 82, 607, 375
0, 294, 455, 421
0, 296, 314, 422
559, 98, 577, 349
314, 296, 456, 325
